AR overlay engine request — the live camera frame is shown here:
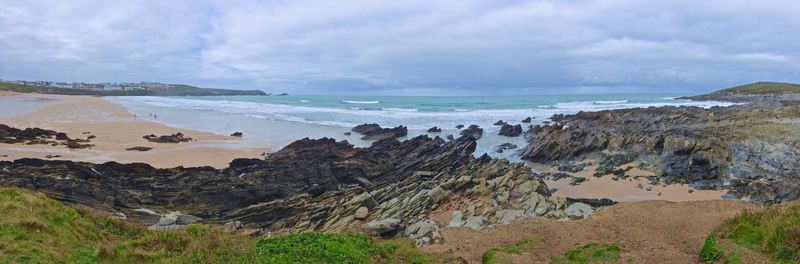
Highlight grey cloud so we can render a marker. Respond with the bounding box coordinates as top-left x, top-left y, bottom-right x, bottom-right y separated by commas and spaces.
1, 0, 799, 94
